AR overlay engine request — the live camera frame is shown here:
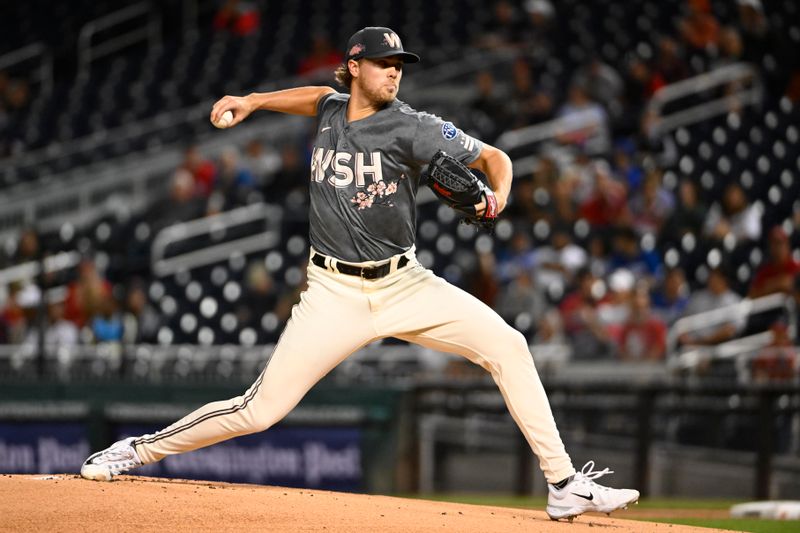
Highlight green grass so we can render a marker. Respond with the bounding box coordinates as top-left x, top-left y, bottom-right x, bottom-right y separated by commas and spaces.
644, 518, 796, 533
410, 493, 740, 511
406, 494, 798, 532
